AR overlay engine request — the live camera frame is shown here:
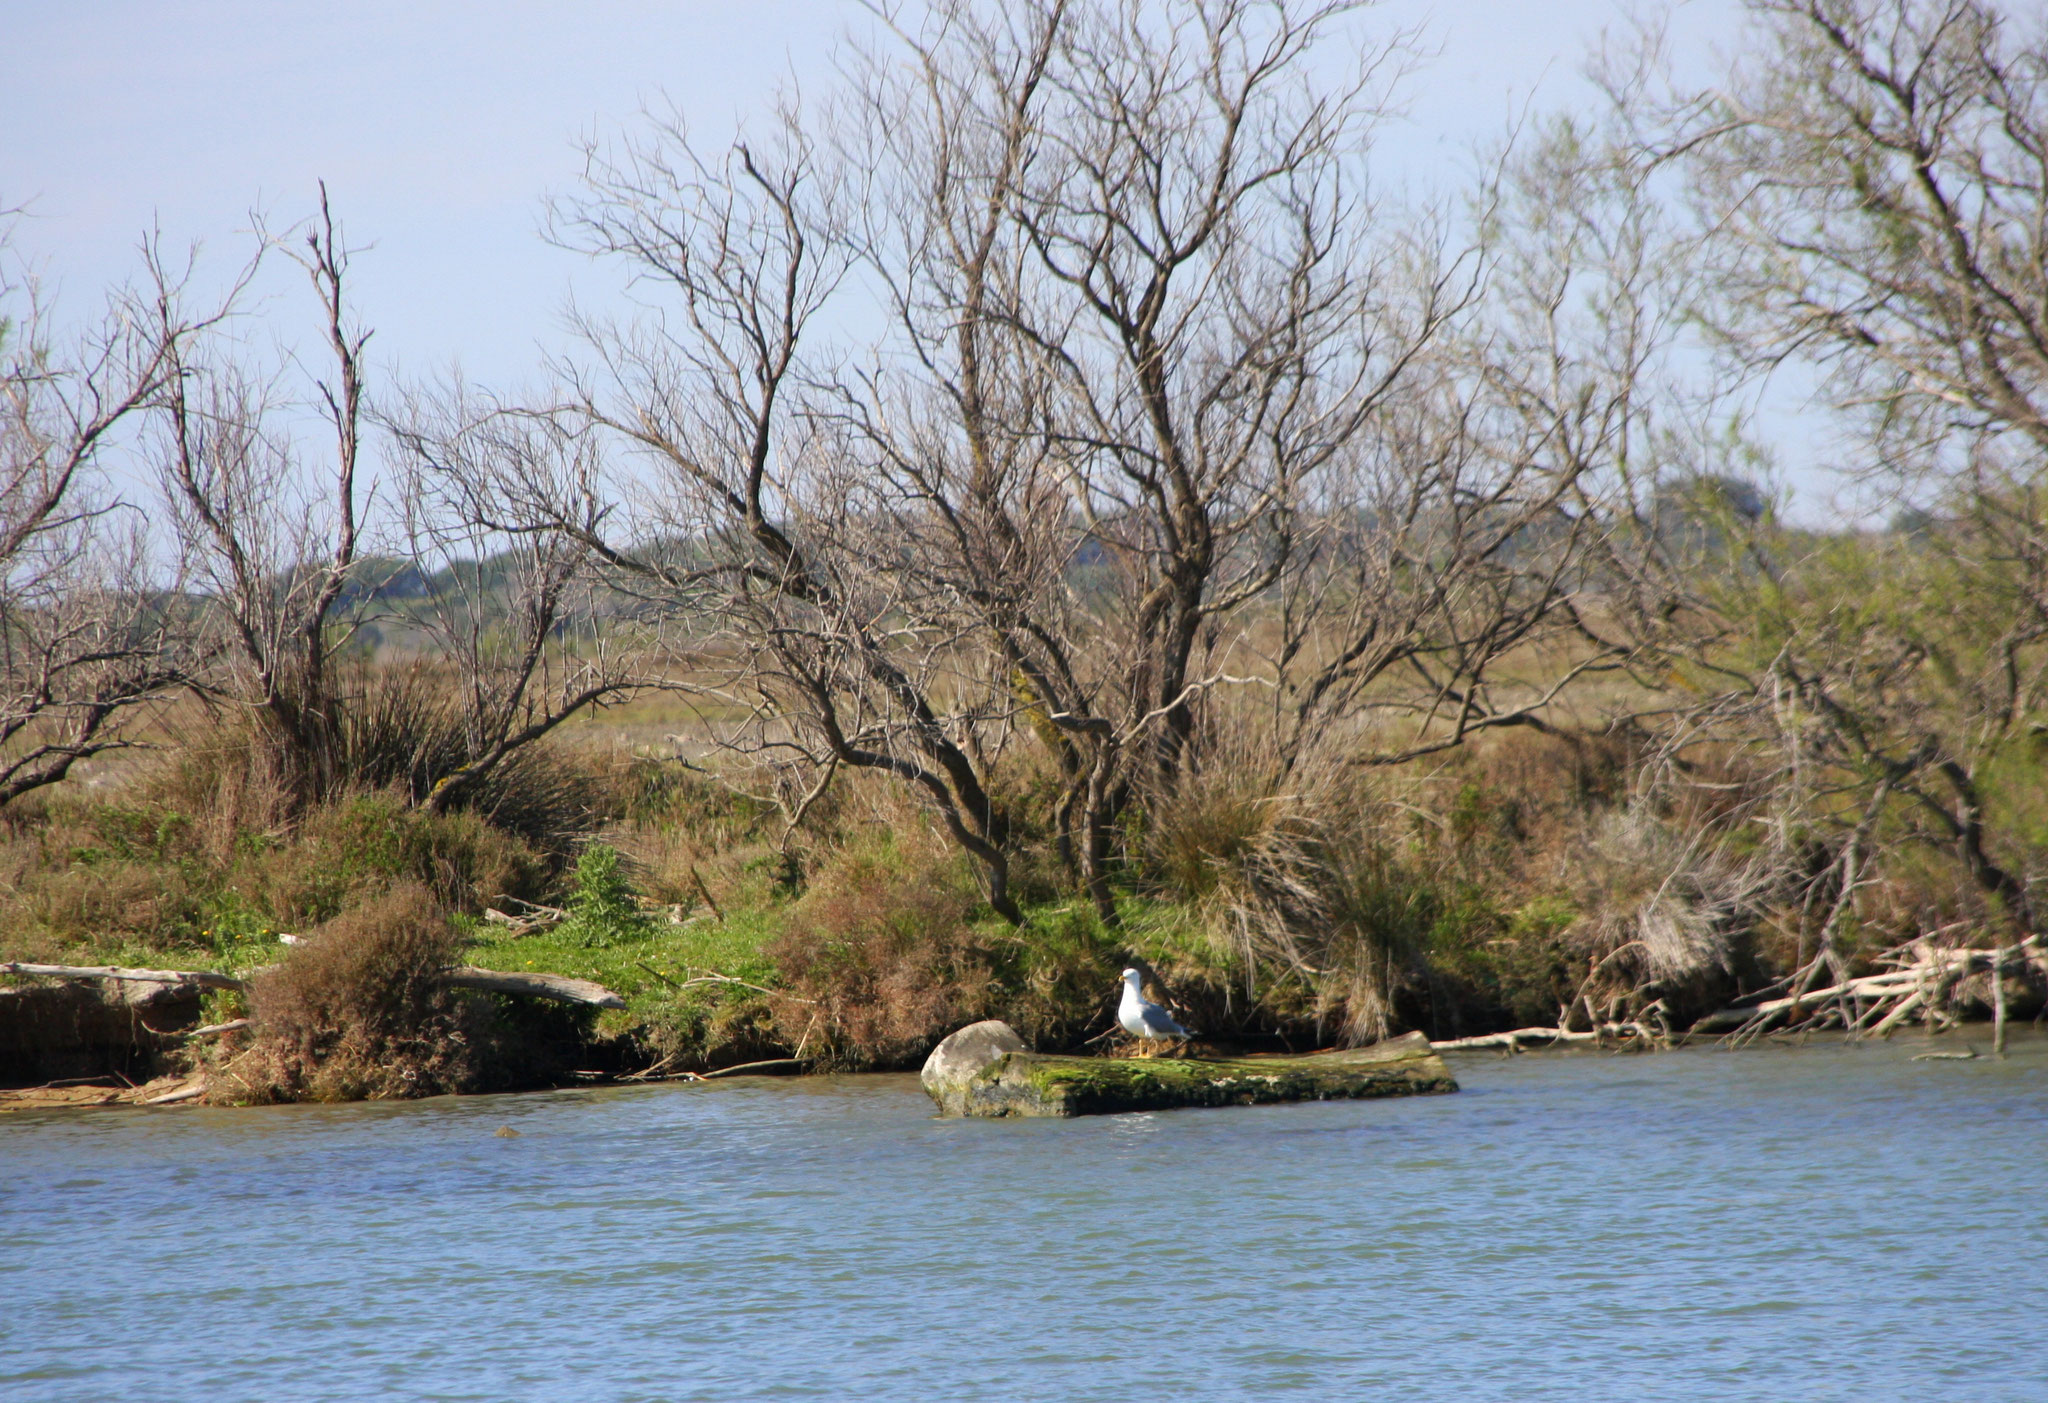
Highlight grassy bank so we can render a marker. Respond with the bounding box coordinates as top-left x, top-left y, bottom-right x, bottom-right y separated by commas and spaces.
5, 694, 2039, 1104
